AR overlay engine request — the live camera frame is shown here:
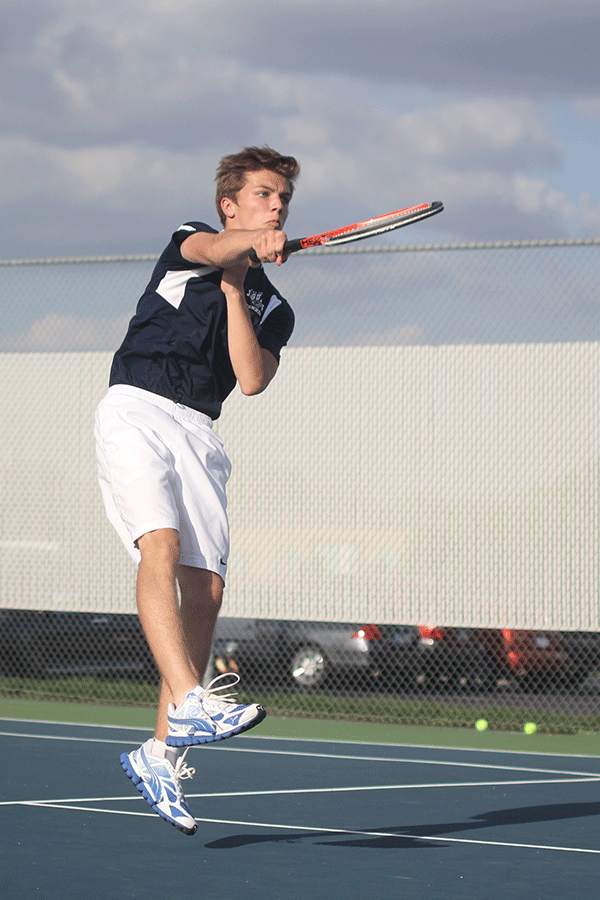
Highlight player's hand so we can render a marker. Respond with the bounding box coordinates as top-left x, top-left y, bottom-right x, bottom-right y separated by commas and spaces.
250, 228, 288, 266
